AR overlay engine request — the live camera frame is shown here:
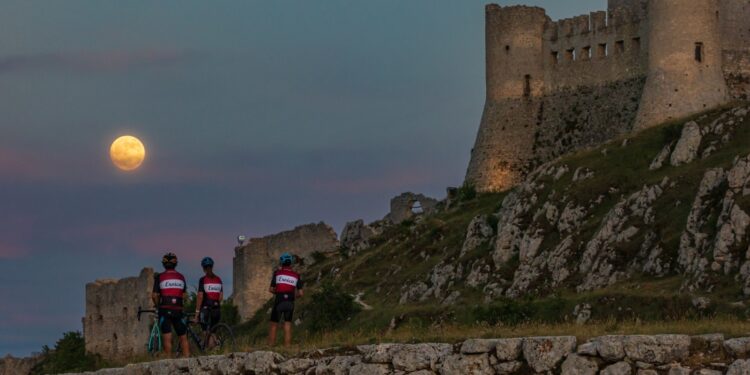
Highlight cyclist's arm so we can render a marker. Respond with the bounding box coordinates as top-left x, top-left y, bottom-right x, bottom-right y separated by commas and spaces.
296, 279, 304, 298
152, 274, 160, 308
220, 291, 224, 302
269, 271, 276, 294
151, 292, 159, 308
195, 292, 204, 314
